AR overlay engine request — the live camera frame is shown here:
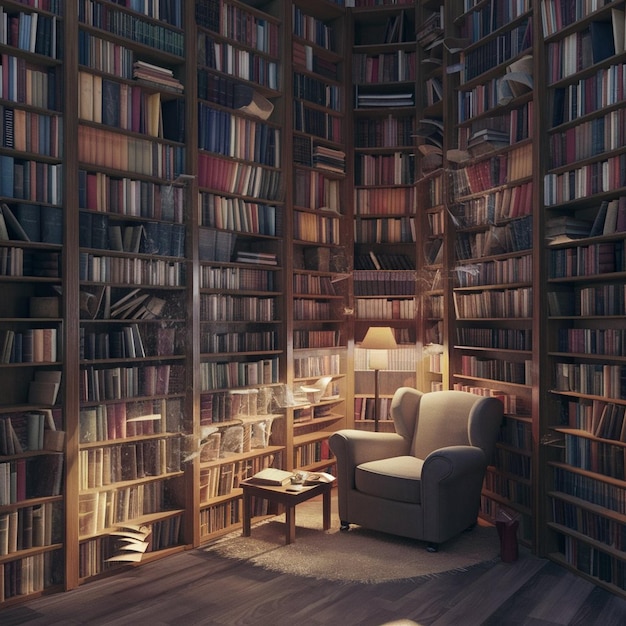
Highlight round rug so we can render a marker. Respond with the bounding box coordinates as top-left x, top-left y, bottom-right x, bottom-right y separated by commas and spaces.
202, 498, 501, 584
